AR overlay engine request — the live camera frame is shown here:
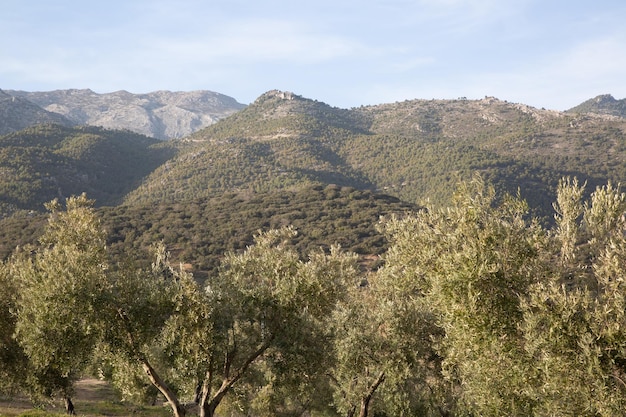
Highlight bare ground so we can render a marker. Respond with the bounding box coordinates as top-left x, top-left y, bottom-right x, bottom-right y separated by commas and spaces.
0, 378, 118, 416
